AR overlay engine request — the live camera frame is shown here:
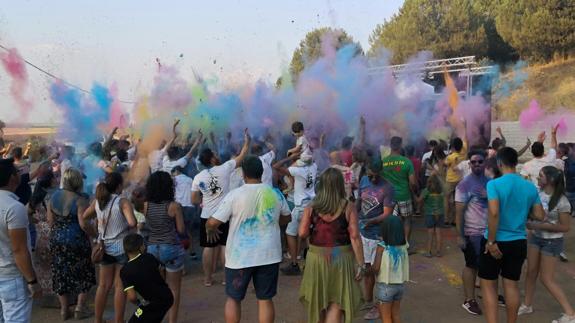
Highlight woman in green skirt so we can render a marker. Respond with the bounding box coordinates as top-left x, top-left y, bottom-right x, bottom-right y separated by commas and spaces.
298, 168, 365, 323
